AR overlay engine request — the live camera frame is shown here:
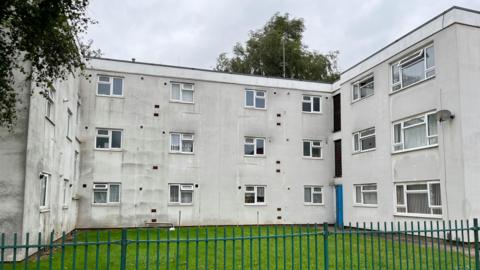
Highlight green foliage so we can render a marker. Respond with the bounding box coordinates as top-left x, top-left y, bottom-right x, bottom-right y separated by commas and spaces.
215, 13, 340, 83
0, 0, 97, 130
